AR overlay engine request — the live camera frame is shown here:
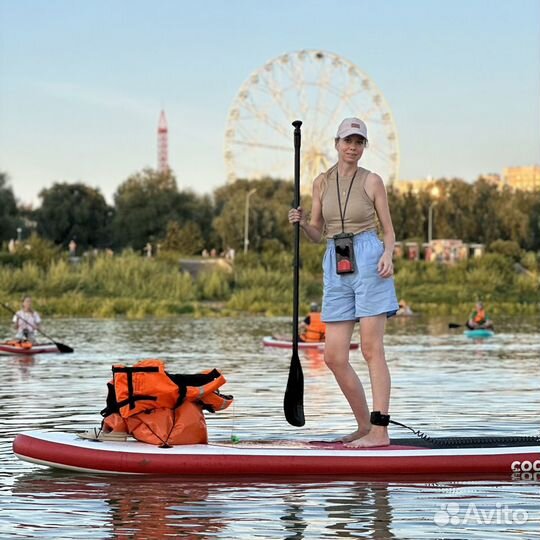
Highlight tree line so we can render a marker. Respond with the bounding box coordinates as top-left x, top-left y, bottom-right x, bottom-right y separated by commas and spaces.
1, 170, 539, 255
